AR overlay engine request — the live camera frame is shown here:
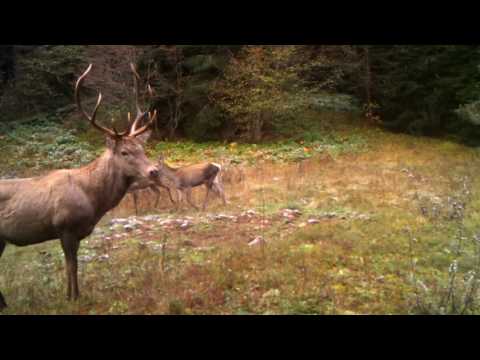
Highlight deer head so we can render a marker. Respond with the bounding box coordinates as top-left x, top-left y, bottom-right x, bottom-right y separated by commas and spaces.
75, 63, 159, 183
